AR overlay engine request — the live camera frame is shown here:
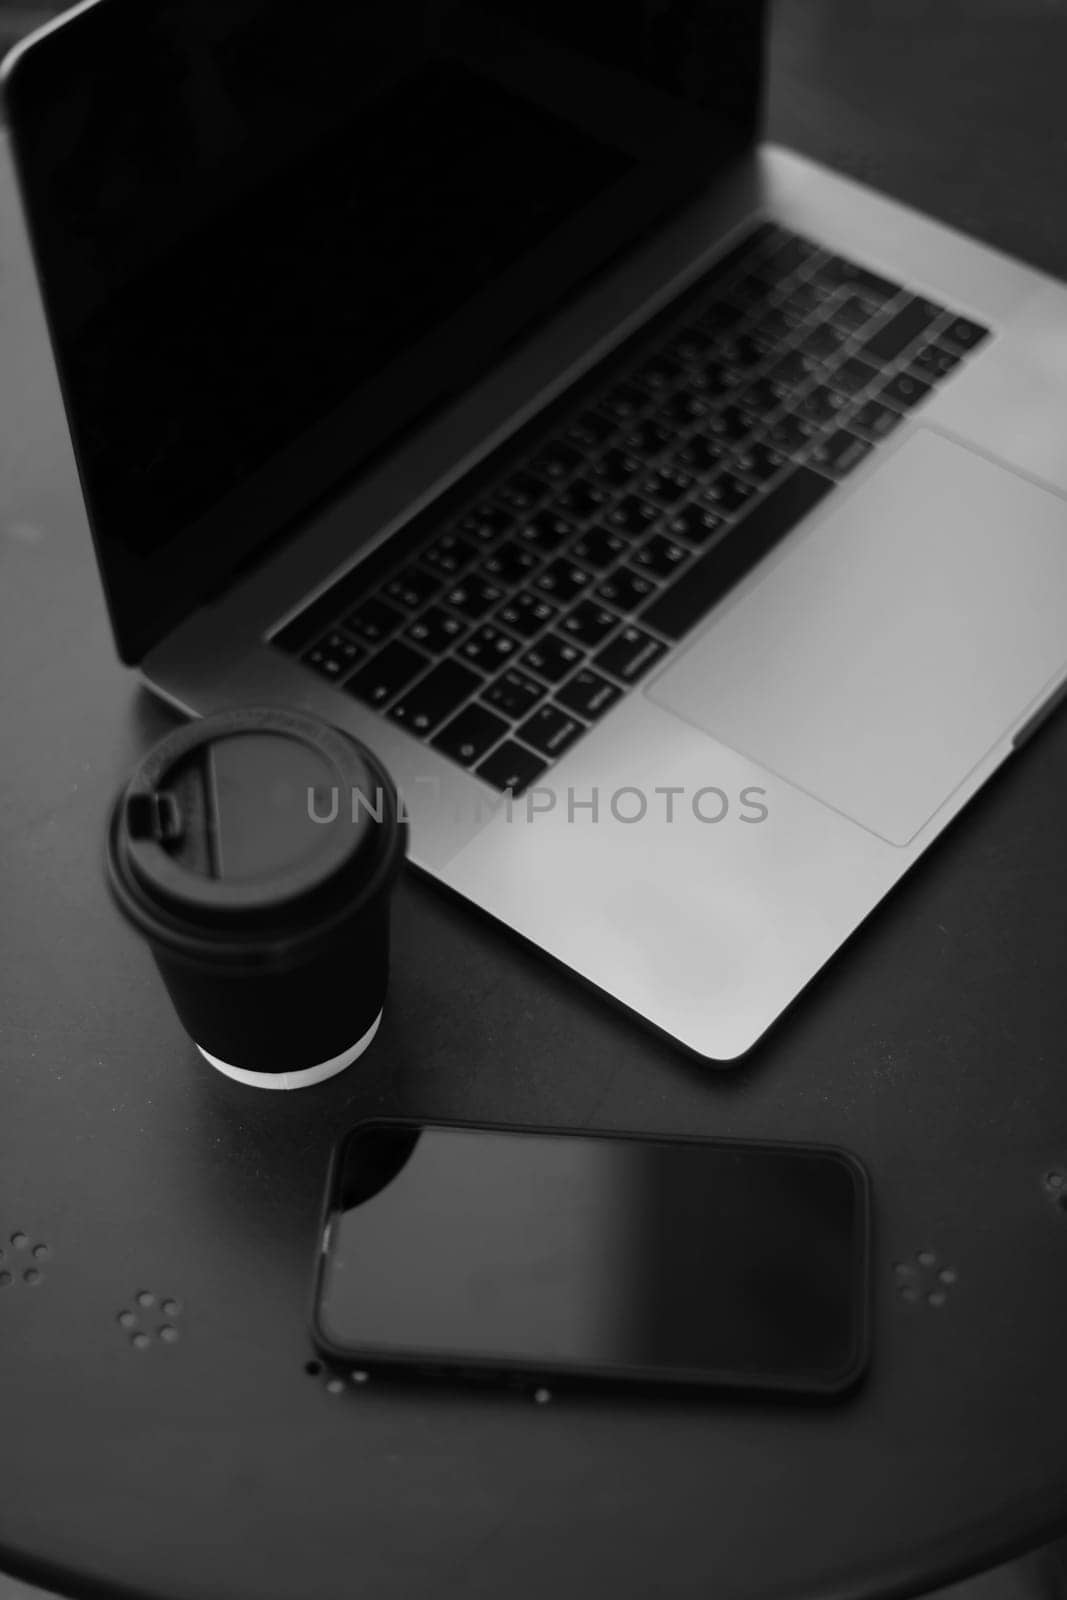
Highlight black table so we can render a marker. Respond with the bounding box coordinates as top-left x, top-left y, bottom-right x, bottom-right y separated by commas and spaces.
3, 4, 1067, 1598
